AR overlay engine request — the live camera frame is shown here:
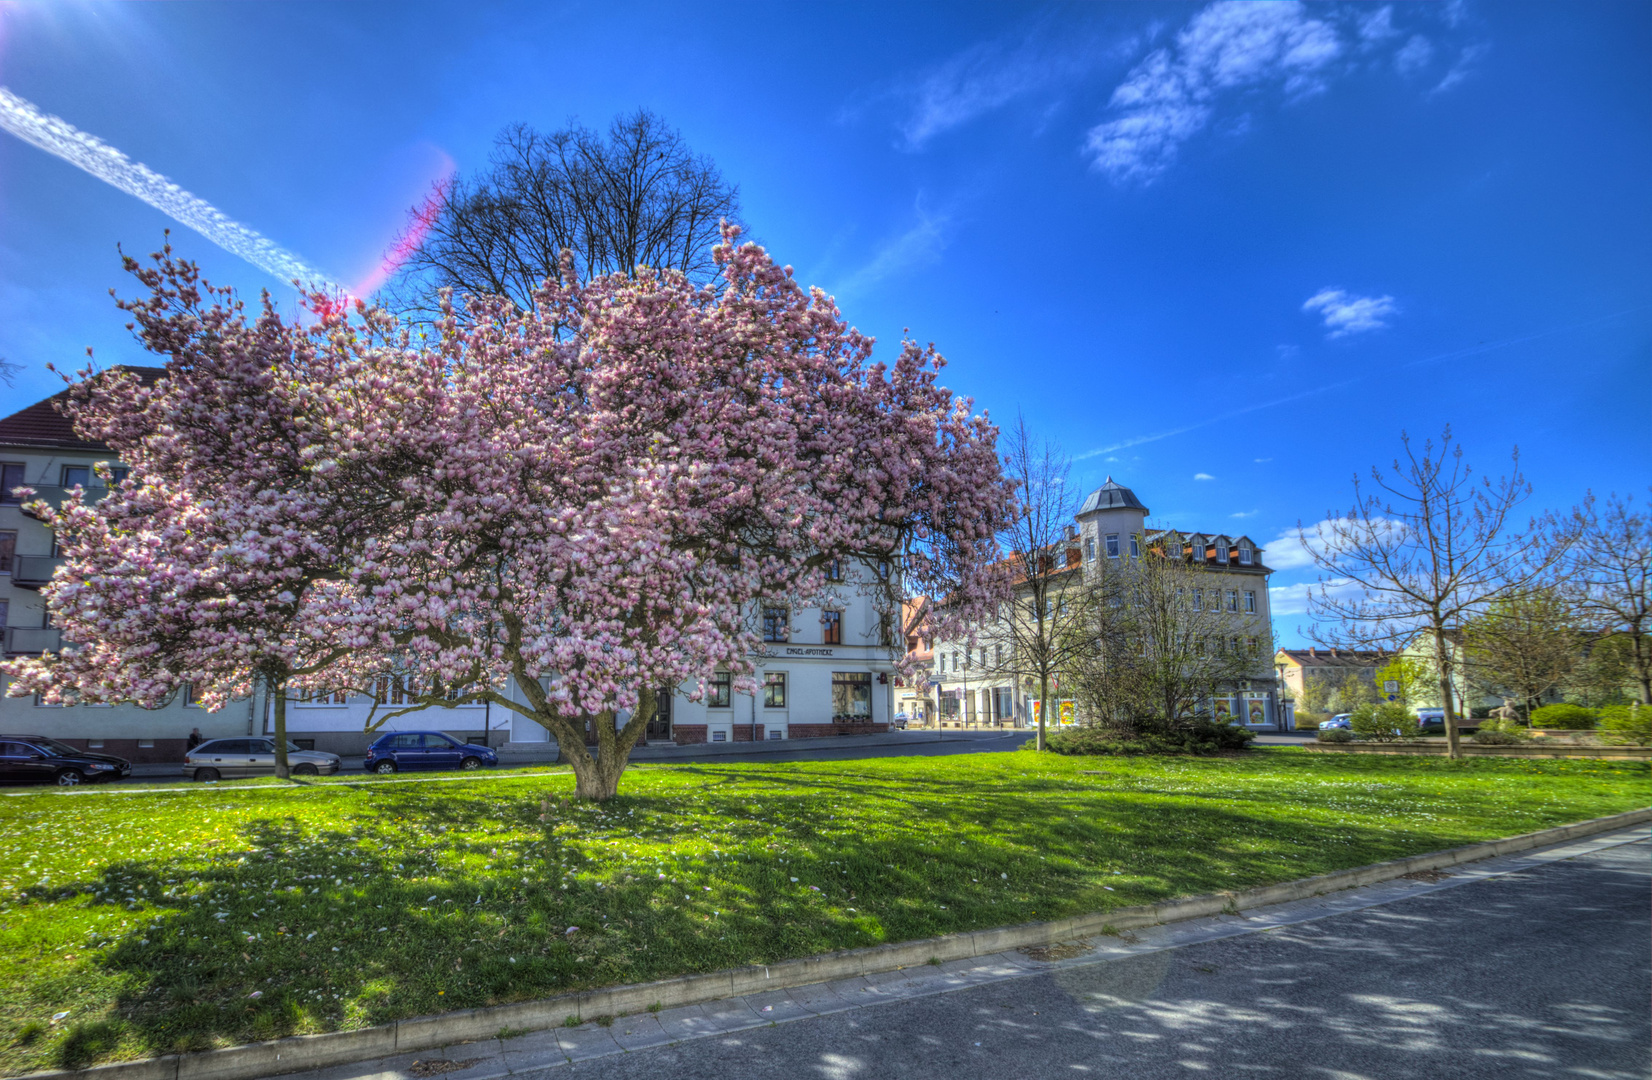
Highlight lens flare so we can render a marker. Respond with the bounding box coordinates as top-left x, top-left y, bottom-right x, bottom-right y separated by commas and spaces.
0, 85, 342, 293
350, 162, 454, 298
